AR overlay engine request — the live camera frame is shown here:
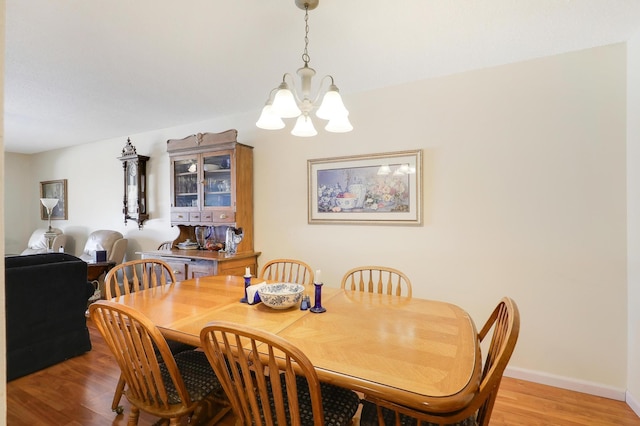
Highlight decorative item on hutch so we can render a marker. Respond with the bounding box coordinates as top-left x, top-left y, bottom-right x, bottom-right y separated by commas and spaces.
118, 138, 149, 229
